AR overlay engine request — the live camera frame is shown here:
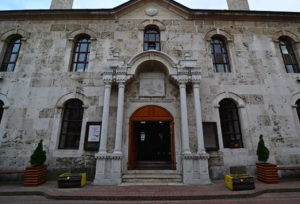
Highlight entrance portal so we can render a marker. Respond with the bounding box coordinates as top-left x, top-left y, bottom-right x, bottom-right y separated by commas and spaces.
128, 105, 175, 170
135, 121, 171, 169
